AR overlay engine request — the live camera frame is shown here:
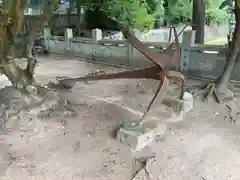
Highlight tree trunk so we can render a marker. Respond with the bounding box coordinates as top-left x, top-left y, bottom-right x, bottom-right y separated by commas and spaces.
216, 0, 240, 96
77, 7, 86, 36
77, 14, 81, 36
192, 0, 205, 44
0, 1, 66, 130
0, 58, 34, 88
25, 36, 34, 58
0, 0, 60, 88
